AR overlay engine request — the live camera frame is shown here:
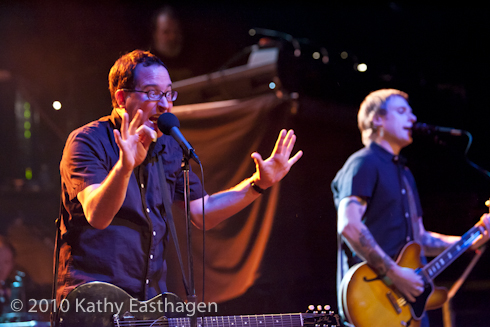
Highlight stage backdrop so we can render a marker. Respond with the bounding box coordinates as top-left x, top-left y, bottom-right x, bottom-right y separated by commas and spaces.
166, 93, 294, 304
